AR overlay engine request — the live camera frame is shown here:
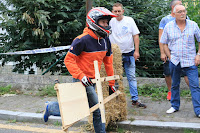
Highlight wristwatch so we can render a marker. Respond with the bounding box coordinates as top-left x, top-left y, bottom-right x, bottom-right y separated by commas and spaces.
197, 53, 200, 56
